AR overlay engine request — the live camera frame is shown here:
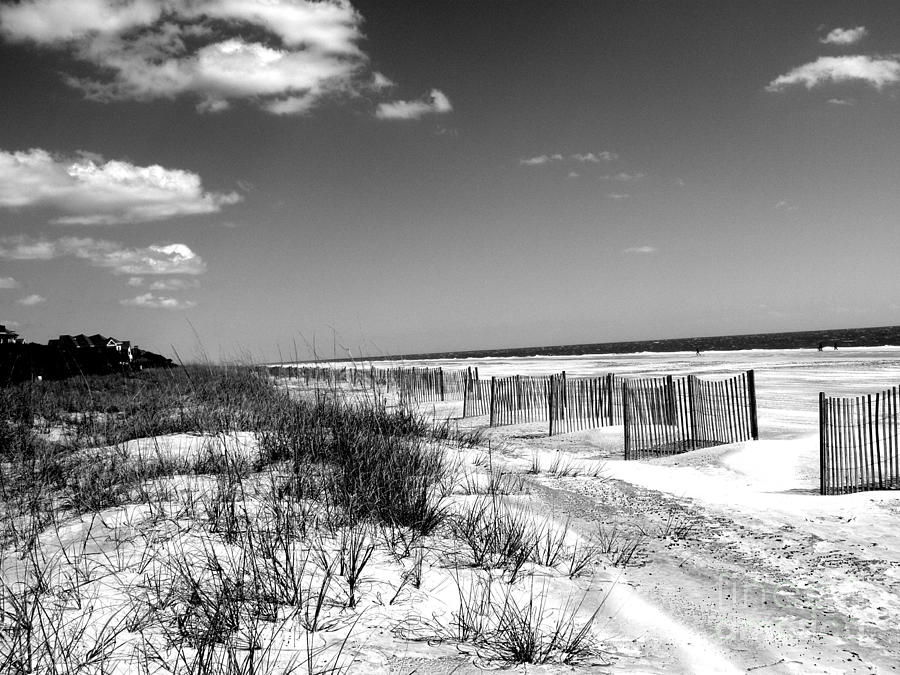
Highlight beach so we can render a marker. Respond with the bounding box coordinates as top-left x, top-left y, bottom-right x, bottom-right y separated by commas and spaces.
2, 348, 899, 673
362, 346, 900, 672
